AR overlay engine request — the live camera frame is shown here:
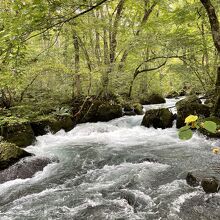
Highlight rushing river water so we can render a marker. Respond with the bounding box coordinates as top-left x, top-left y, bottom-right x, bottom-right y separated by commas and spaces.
0, 99, 220, 220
